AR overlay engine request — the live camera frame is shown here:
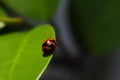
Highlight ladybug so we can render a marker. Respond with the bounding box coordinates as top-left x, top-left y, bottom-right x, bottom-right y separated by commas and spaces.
42, 38, 57, 54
